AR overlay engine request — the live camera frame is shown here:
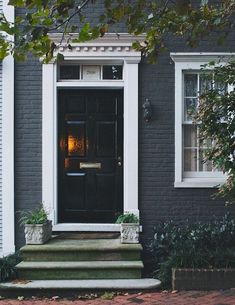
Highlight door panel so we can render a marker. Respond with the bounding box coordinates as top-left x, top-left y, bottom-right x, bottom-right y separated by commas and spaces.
58, 89, 123, 223
96, 121, 116, 157
95, 173, 116, 210
64, 175, 86, 210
